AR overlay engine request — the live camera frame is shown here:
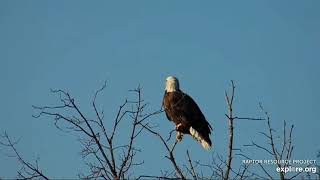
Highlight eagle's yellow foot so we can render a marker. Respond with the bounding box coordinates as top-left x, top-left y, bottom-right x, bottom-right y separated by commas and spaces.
176, 132, 183, 142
